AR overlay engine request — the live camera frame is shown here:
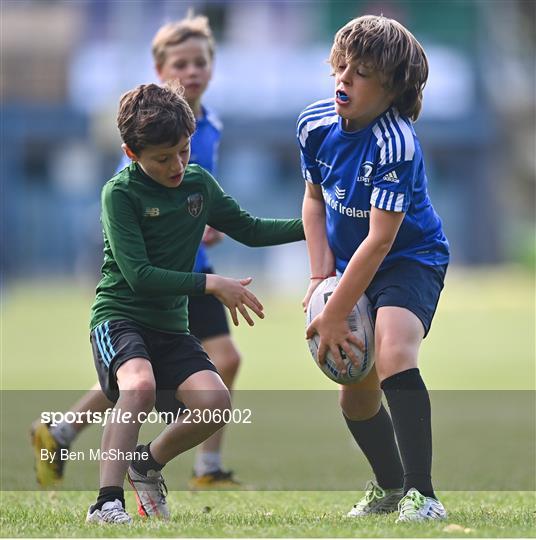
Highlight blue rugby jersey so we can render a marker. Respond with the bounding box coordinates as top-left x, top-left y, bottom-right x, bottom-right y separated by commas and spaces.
116, 105, 222, 272
297, 98, 449, 273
